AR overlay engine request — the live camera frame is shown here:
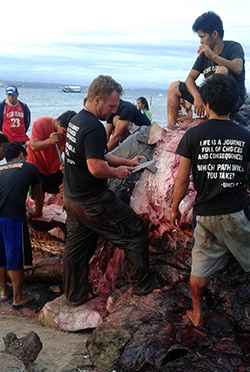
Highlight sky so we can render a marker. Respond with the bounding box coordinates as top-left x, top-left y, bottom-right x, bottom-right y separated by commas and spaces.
1, 0, 250, 90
